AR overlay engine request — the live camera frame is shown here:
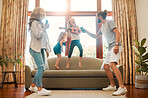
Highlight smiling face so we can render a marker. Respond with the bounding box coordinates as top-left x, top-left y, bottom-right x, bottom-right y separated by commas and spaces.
69, 18, 76, 27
